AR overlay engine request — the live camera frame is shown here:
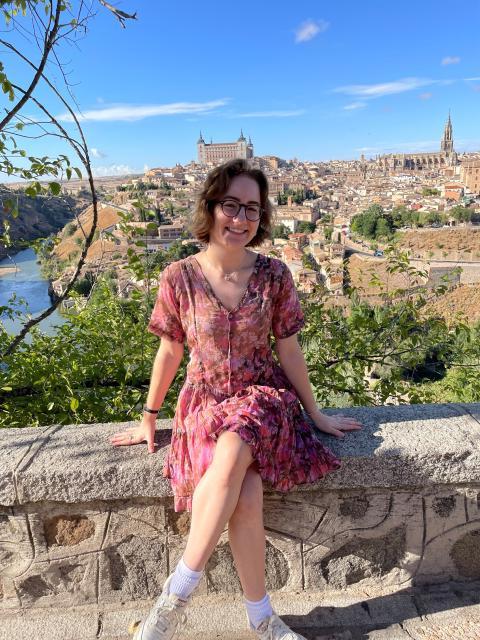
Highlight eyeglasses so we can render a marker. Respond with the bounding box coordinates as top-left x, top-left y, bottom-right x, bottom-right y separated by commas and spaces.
216, 199, 263, 222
